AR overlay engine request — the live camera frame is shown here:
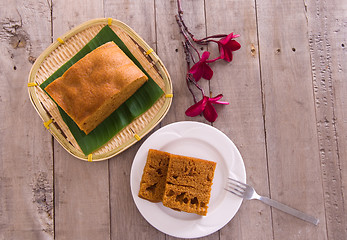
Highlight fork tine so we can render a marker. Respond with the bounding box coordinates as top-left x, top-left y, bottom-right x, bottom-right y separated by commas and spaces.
224, 187, 244, 197
227, 177, 247, 188
226, 185, 244, 196
225, 178, 247, 198
226, 181, 245, 194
